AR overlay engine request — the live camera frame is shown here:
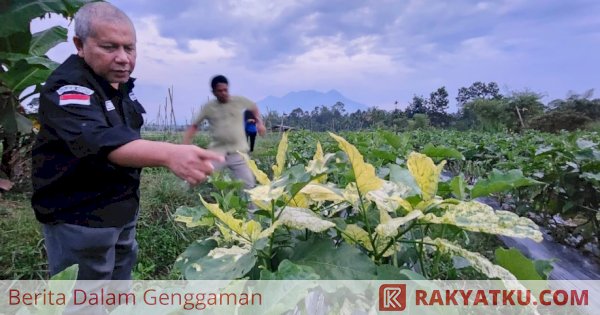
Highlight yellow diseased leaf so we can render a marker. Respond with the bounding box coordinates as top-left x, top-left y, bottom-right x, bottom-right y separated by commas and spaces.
258, 221, 282, 239
300, 184, 346, 203
174, 215, 212, 228
366, 181, 413, 213
414, 198, 443, 212
272, 132, 288, 178
244, 220, 263, 242
174, 216, 214, 228
201, 196, 245, 236
407, 152, 446, 201
426, 237, 517, 281
342, 224, 373, 250
216, 223, 234, 242
306, 142, 334, 182
342, 183, 361, 207
277, 207, 336, 232
207, 246, 250, 260
200, 196, 267, 243
247, 185, 285, 206
343, 224, 398, 257
393, 197, 414, 212
422, 201, 543, 242
375, 210, 423, 238
242, 154, 270, 185
286, 192, 309, 208
330, 133, 383, 194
